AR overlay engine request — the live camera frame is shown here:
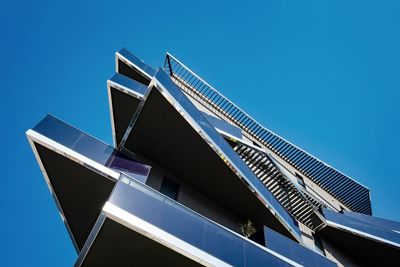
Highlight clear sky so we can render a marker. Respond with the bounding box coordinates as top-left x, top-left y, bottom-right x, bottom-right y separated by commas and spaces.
1, 1, 399, 266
